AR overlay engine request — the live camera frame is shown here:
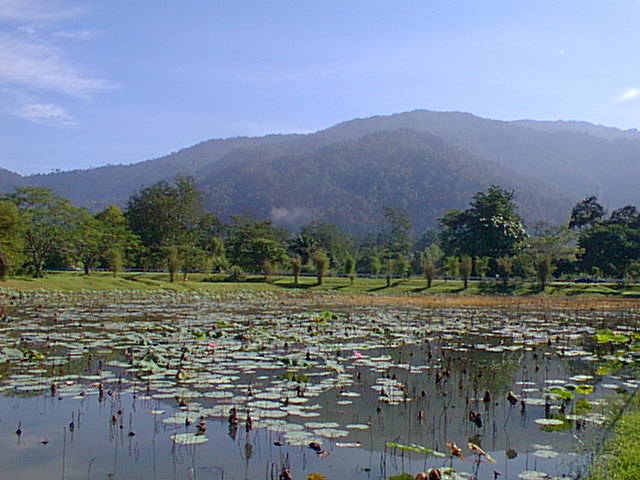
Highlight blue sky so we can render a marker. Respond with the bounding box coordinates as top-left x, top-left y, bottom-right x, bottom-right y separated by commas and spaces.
1, 0, 639, 175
